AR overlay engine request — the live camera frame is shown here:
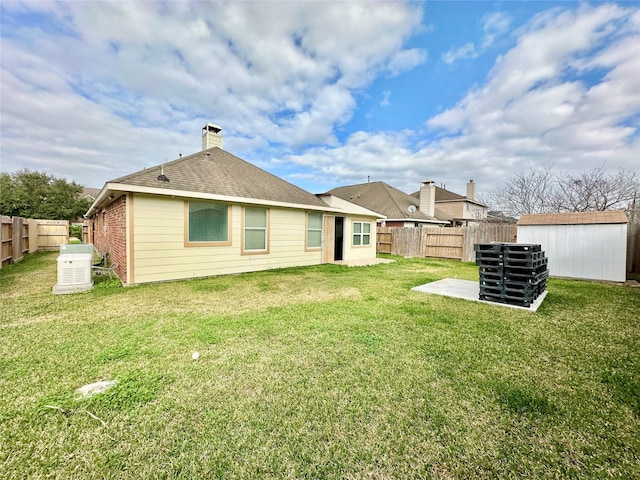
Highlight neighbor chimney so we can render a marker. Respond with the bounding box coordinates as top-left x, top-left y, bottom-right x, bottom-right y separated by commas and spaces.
419, 179, 436, 218
202, 123, 223, 150
466, 179, 476, 201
